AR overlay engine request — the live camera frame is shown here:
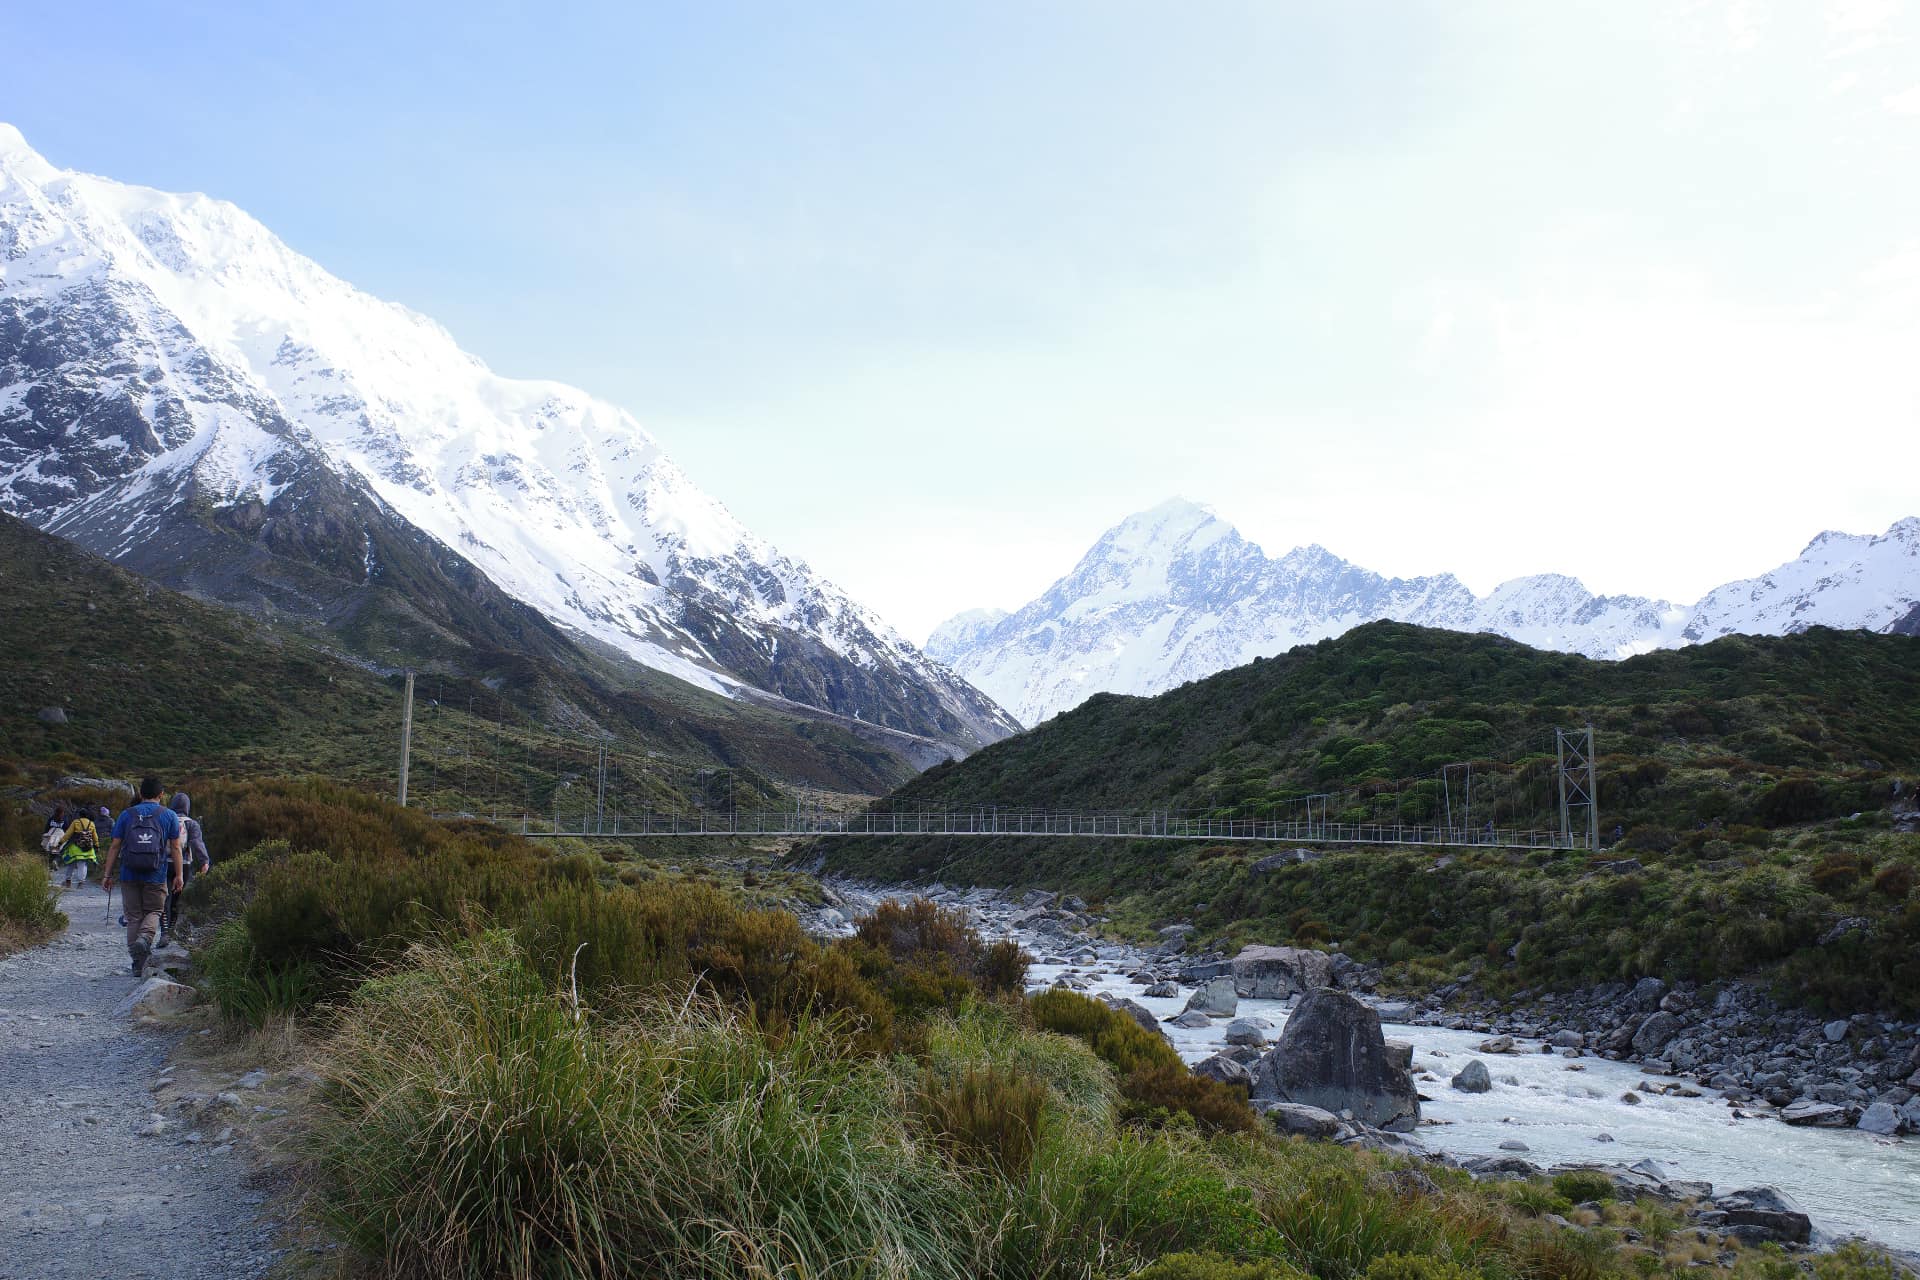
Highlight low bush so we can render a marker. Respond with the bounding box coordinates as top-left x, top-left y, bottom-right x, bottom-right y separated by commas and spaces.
916, 1063, 1048, 1178
0, 852, 64, 949
1362, 1253, 1479, 1280
1551, 1170, 1616, 1205
1031, 989, 1257, 1134
1129, 1254, 1305, 1280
